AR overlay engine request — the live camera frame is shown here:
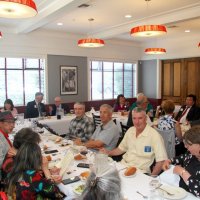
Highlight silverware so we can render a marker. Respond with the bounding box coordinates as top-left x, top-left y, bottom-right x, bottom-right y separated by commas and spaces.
136, 191, 148, 199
